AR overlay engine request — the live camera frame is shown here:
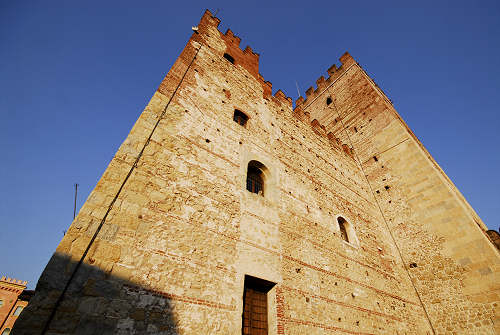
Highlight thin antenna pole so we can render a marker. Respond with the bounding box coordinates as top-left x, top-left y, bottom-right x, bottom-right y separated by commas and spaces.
295, 81, 301, 98
73, 183, 78, 220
